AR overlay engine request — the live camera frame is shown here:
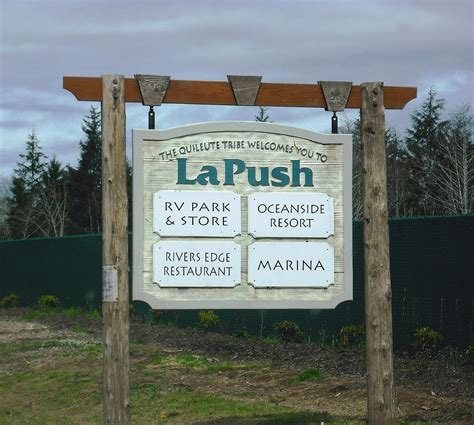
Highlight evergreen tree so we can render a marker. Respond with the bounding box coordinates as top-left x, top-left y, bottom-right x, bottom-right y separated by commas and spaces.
68, 106, 102, 233
6, 129, 48, 238
405, 87, 449, 215
14, 128, 47, 190
255, 106, 271, 122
